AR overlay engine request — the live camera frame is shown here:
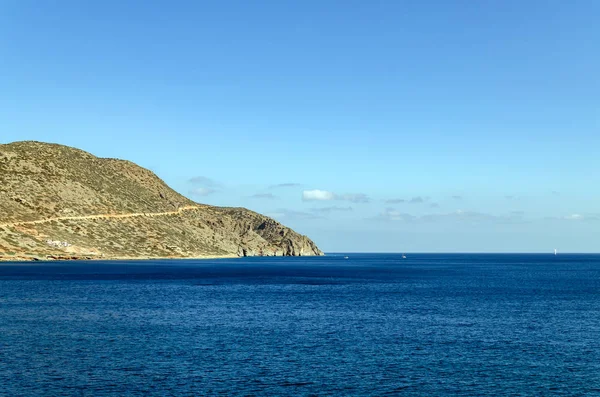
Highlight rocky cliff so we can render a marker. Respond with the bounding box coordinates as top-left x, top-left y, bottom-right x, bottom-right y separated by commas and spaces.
0, 141, 323, 261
